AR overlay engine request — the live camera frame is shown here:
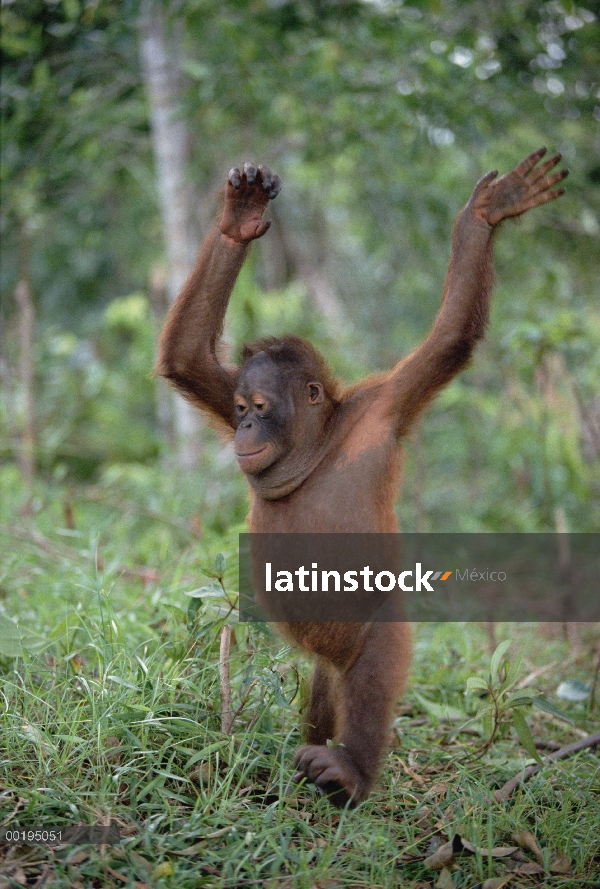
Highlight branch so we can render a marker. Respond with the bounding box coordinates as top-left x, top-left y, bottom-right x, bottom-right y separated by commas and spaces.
219, 625, 233, 735
492, 731, 600, 803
